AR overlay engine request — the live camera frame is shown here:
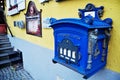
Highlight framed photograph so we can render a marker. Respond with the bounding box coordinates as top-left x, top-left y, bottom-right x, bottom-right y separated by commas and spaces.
25, 1, 42, 37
